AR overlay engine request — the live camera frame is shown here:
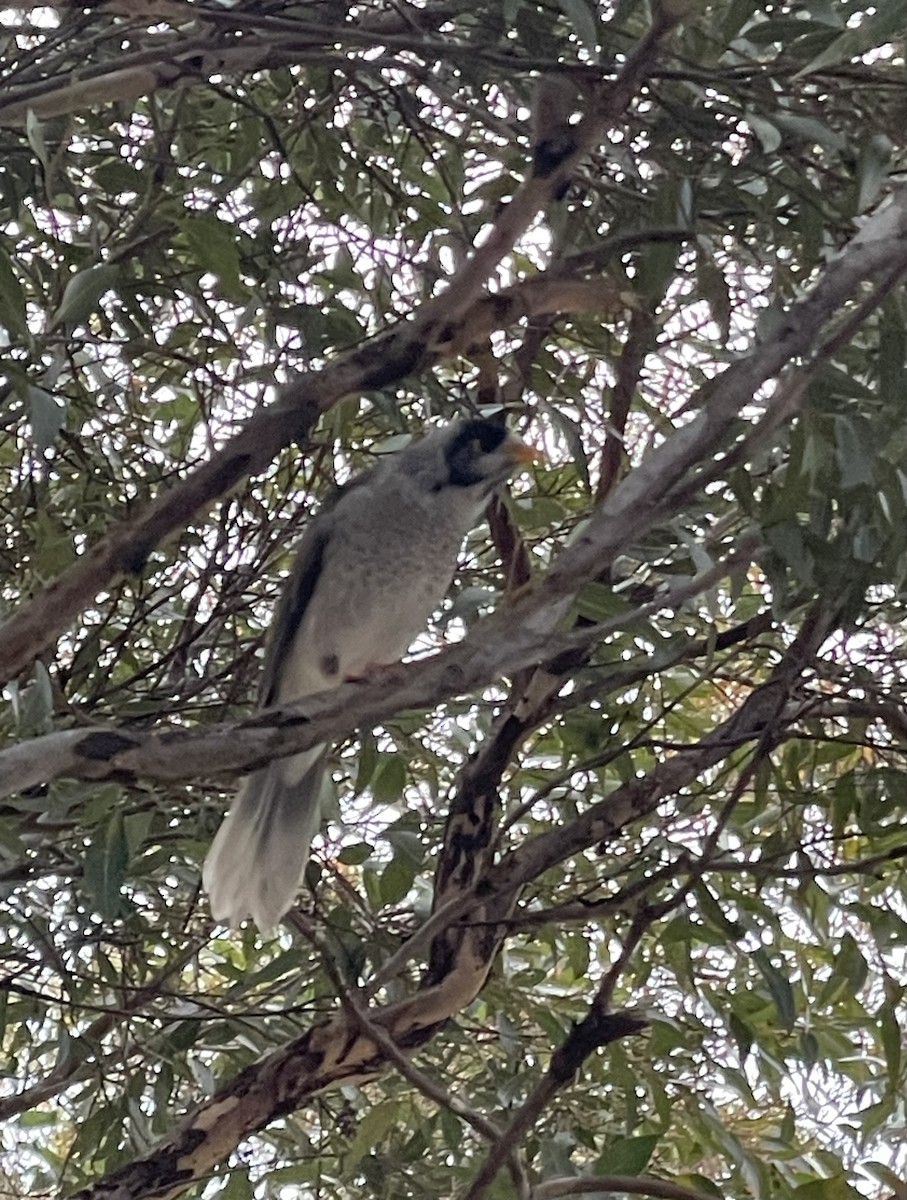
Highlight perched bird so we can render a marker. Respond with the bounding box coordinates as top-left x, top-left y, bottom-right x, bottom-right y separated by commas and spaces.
203, 418, 540, 933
